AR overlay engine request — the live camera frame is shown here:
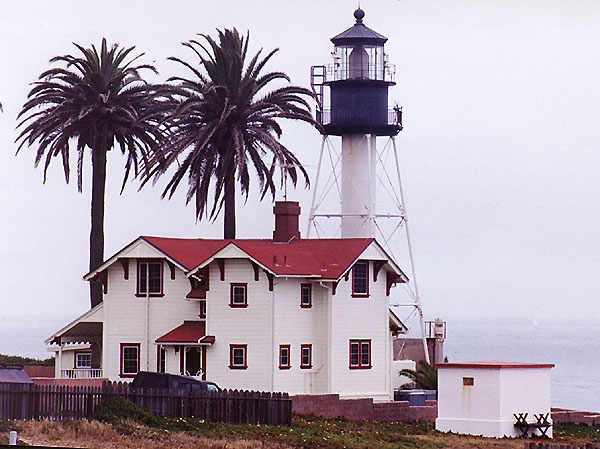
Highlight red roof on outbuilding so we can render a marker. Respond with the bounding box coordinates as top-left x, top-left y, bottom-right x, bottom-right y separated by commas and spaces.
435, 361, 555, 369
142, 236, 374, 279
155, 321, 206, 343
